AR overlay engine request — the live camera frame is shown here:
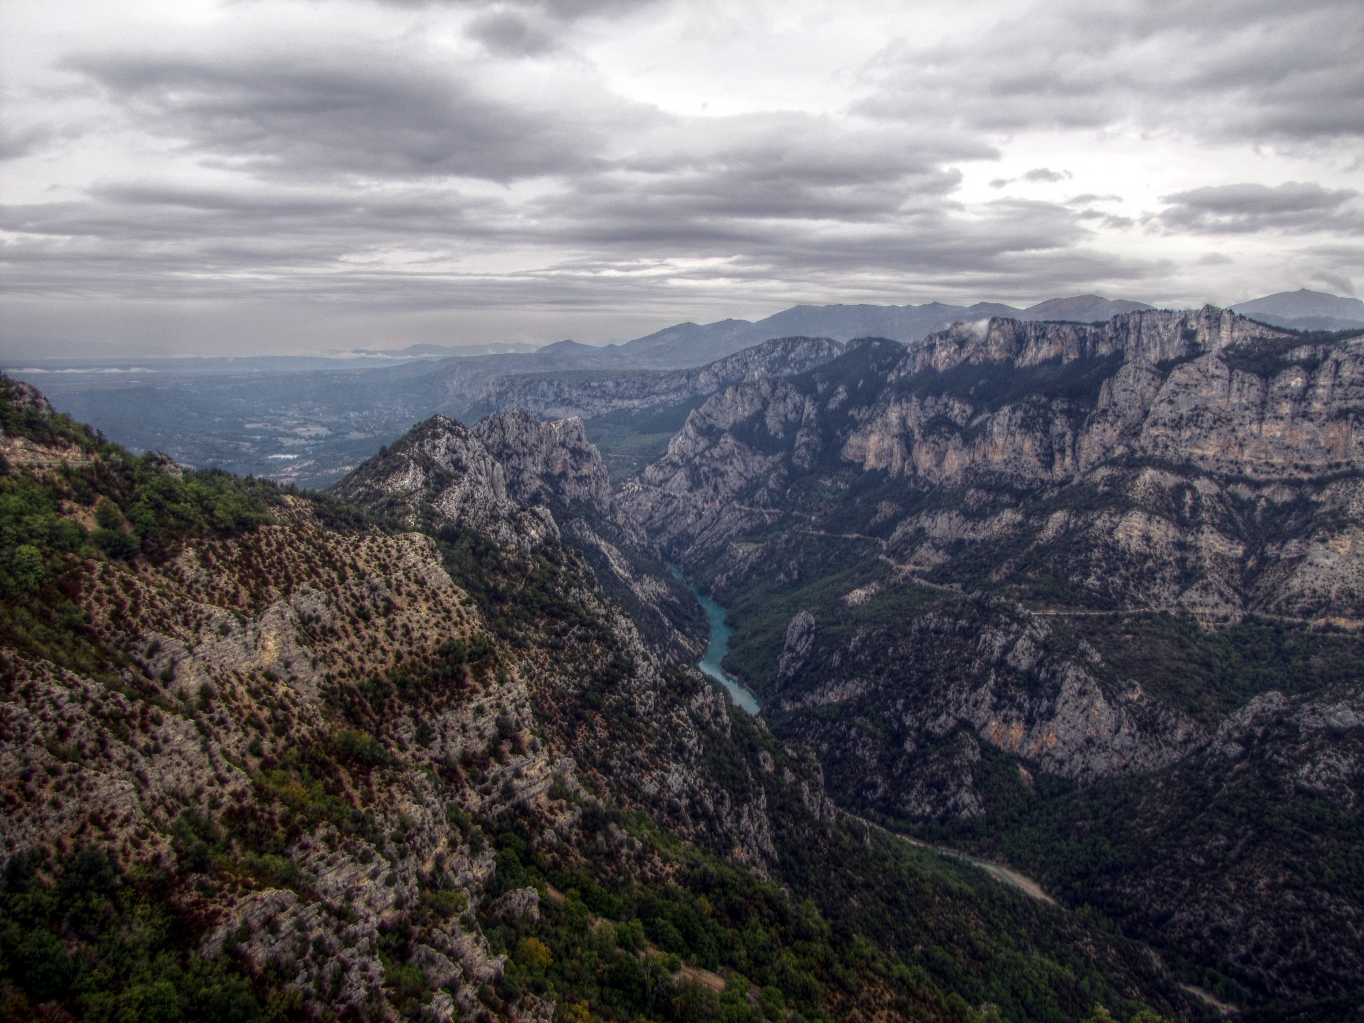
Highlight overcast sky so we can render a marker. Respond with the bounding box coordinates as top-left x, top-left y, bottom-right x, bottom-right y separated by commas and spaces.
1, 0, 1361, 356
